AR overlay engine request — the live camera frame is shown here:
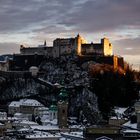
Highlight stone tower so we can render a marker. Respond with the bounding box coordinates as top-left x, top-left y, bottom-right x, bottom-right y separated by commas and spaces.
76, 34, 87, 56
57, 87, 68, 128
101, 38, 113, 56
76, 34, 82, 55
